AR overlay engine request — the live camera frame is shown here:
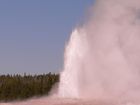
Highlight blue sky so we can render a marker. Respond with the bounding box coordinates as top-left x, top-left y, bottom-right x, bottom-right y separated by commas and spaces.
0, 0, 94, 75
